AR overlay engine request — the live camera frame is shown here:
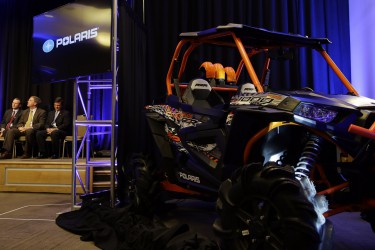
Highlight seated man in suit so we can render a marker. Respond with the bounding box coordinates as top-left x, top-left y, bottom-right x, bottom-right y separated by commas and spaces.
0, 98, 23, 138
0, 96, 47, 159
36, 97, 72, 159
